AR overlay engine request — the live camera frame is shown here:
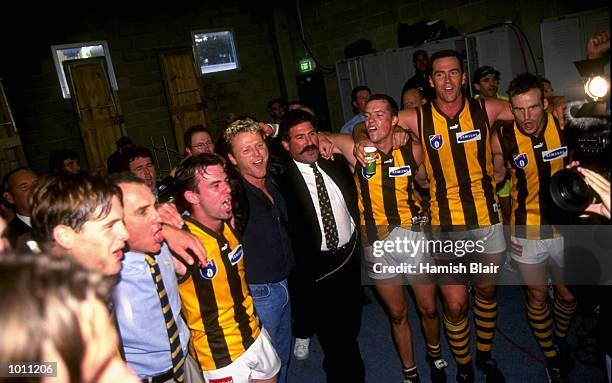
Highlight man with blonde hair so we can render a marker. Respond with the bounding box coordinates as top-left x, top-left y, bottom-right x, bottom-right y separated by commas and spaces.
223, 118, 293, 383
